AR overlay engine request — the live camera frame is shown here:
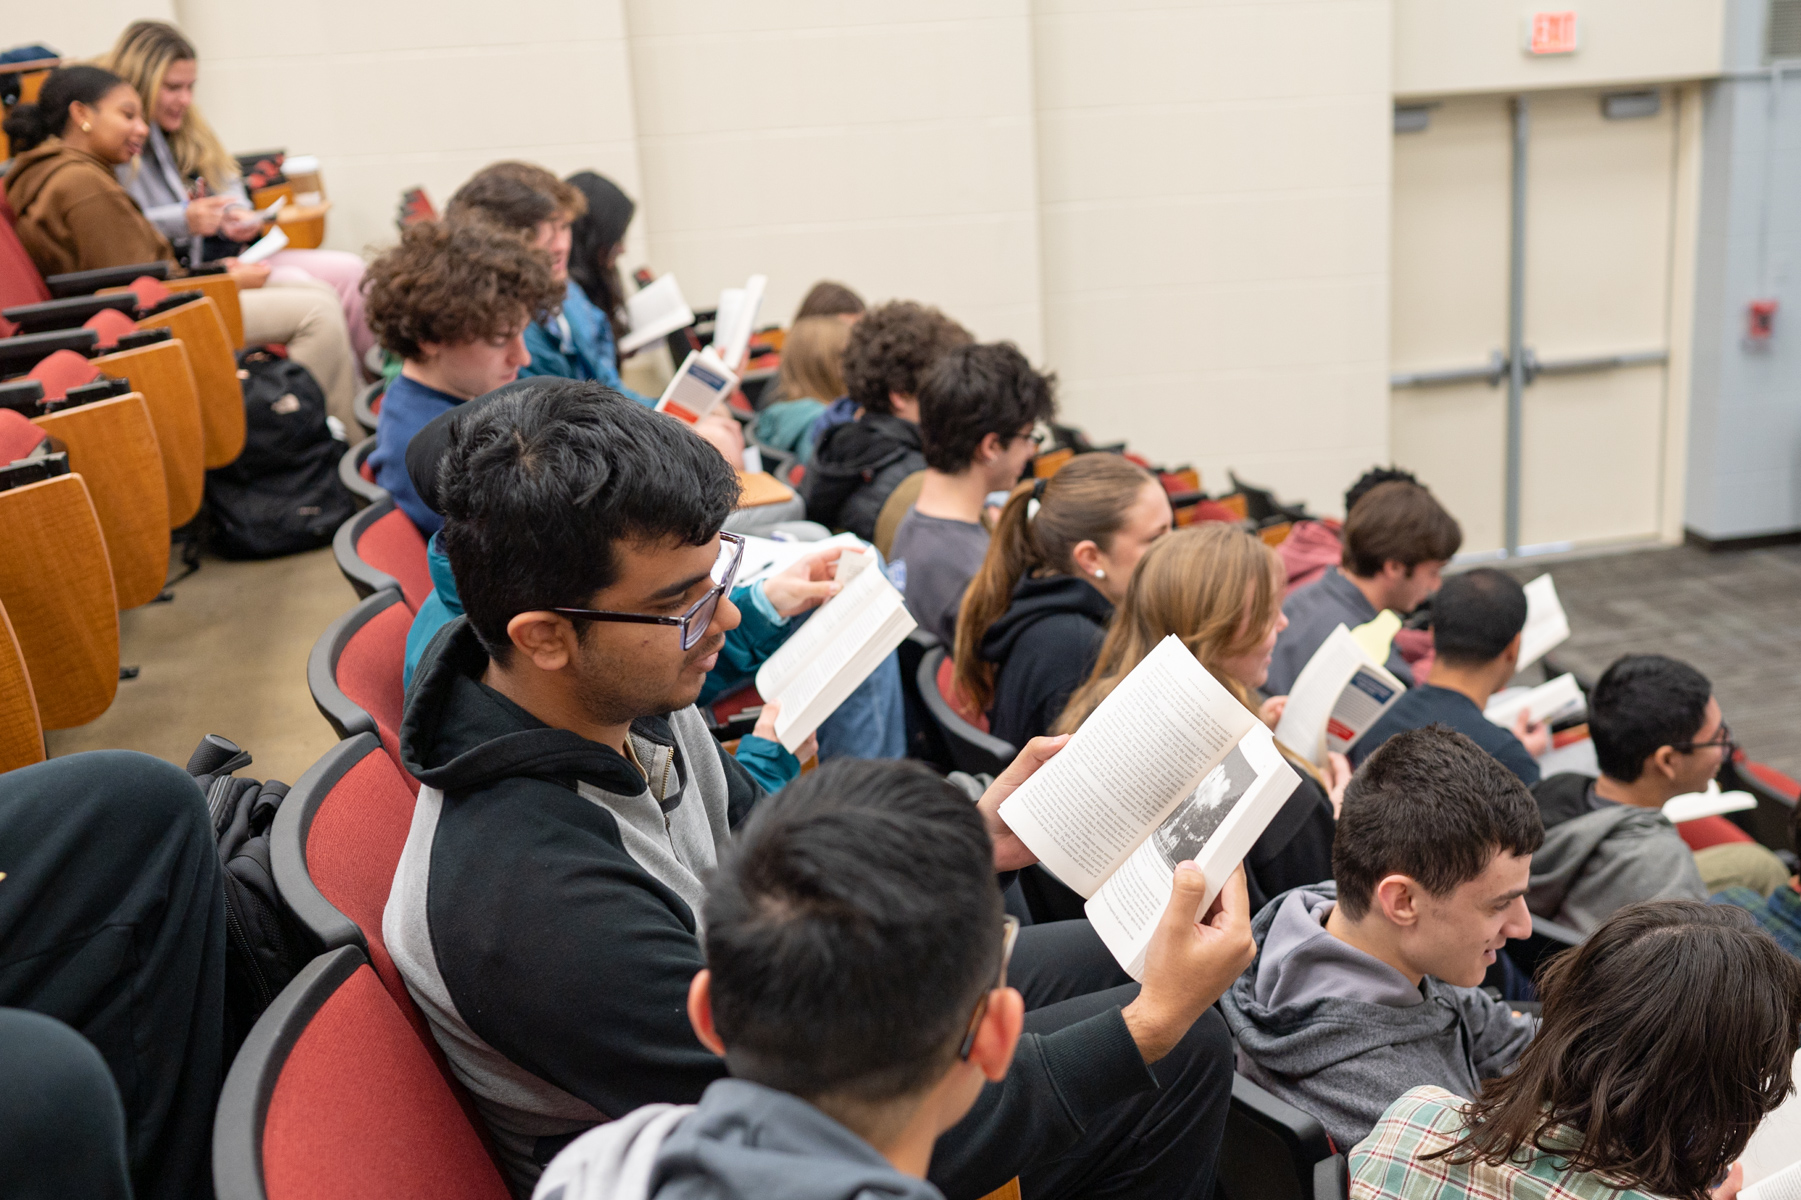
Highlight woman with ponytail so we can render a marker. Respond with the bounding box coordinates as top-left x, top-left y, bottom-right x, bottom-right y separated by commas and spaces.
951, 453, 1172, 749
5, 65, 361, 429
1056, 524, 1352, 910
